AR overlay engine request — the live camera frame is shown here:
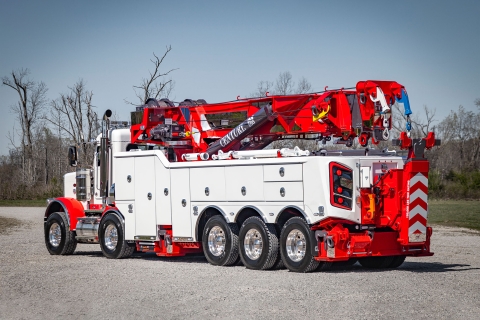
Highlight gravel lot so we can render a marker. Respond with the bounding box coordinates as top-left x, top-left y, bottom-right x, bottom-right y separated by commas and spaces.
1, 207, 479, 320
